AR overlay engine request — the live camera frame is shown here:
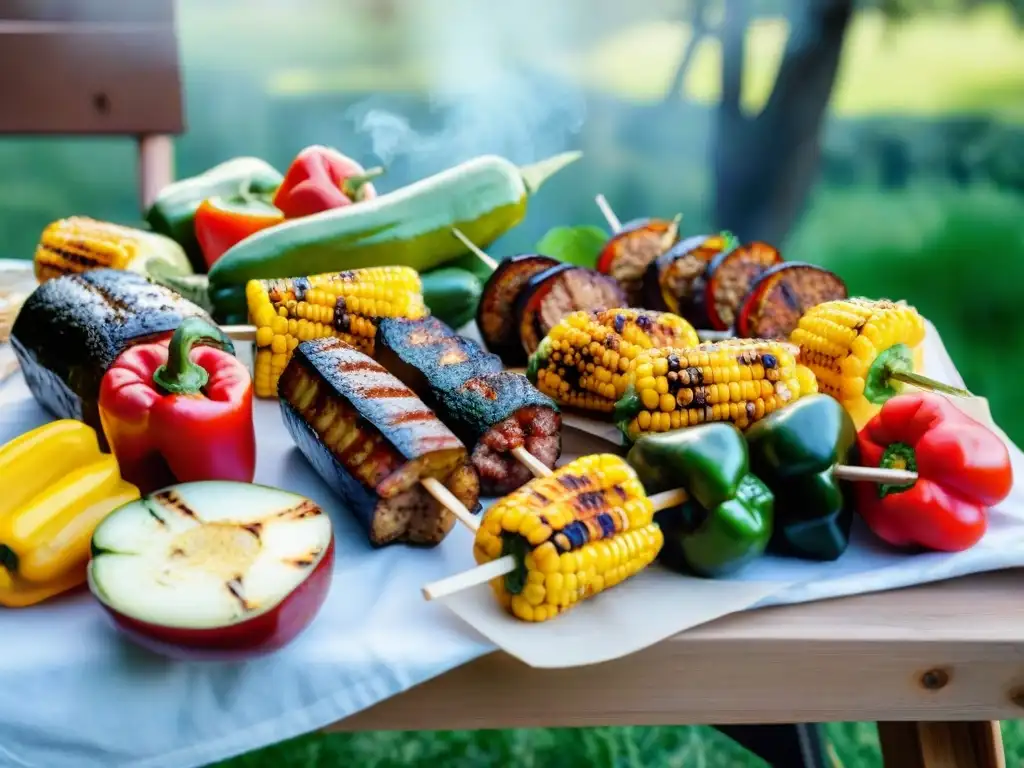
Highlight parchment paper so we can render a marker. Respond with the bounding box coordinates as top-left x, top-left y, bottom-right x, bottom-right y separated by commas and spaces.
436, 321, 1024, 667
